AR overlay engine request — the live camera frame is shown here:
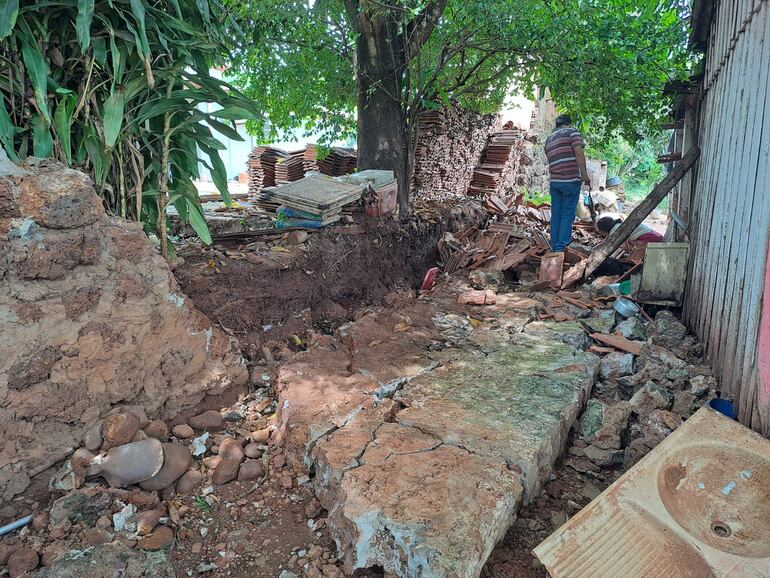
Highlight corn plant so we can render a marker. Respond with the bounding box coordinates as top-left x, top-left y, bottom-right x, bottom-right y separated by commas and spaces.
0, 0, 260, 255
